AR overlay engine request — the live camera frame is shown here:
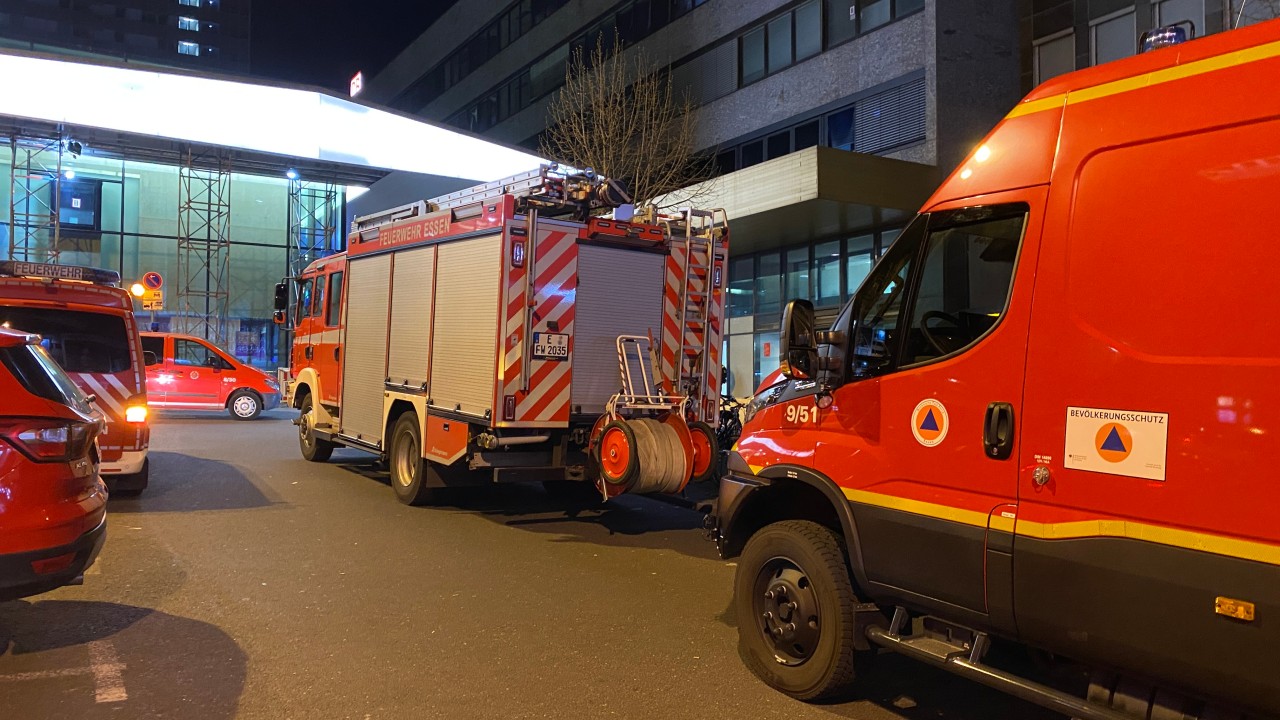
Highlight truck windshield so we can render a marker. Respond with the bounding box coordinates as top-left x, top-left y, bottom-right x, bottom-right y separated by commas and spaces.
0, 307, 132, 374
